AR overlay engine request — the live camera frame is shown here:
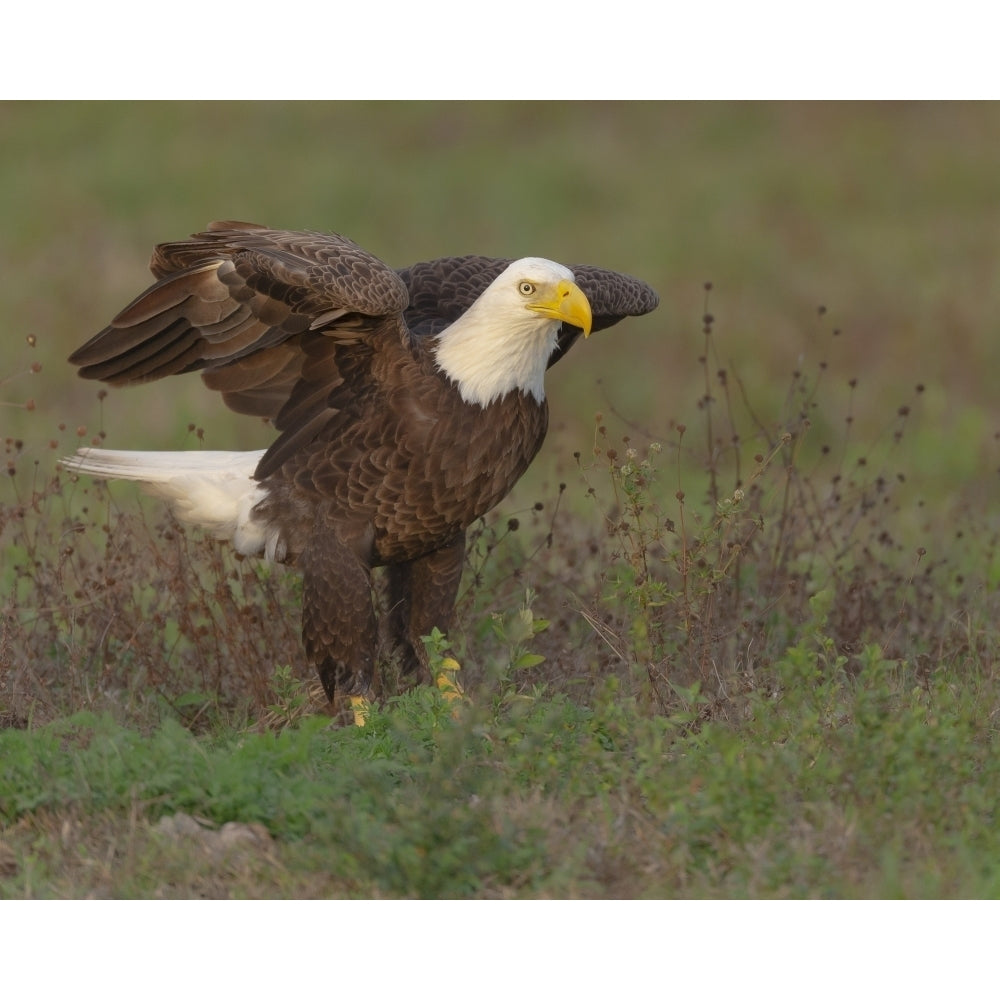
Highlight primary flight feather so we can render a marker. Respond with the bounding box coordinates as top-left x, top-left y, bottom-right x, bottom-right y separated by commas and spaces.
63, 221, 659, 716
